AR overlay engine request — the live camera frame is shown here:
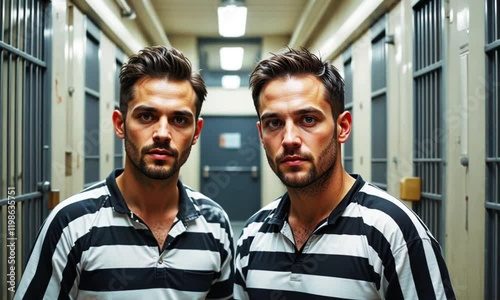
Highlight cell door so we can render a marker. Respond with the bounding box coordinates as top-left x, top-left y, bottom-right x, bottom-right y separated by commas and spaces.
200, 116, 261, 222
